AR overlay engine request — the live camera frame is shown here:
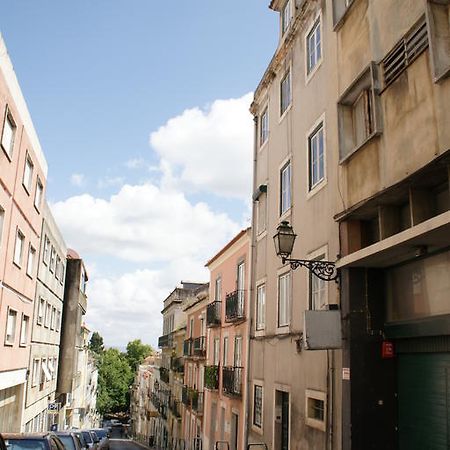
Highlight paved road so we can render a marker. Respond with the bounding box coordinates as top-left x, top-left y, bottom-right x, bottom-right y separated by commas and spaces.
110, 439, 147, 450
